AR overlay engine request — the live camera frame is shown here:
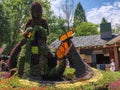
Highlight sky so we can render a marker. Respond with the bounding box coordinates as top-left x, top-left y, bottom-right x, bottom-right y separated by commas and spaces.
50, 0, 120, 29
